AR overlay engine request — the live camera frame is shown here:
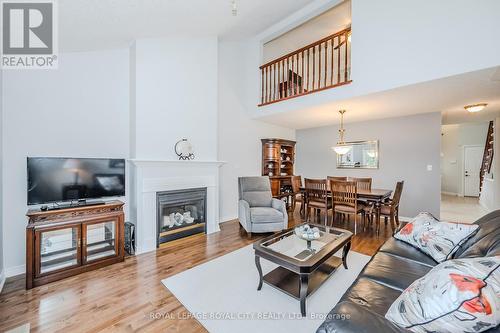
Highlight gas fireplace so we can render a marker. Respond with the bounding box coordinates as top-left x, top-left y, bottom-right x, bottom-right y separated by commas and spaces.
156, 187, 207, 246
